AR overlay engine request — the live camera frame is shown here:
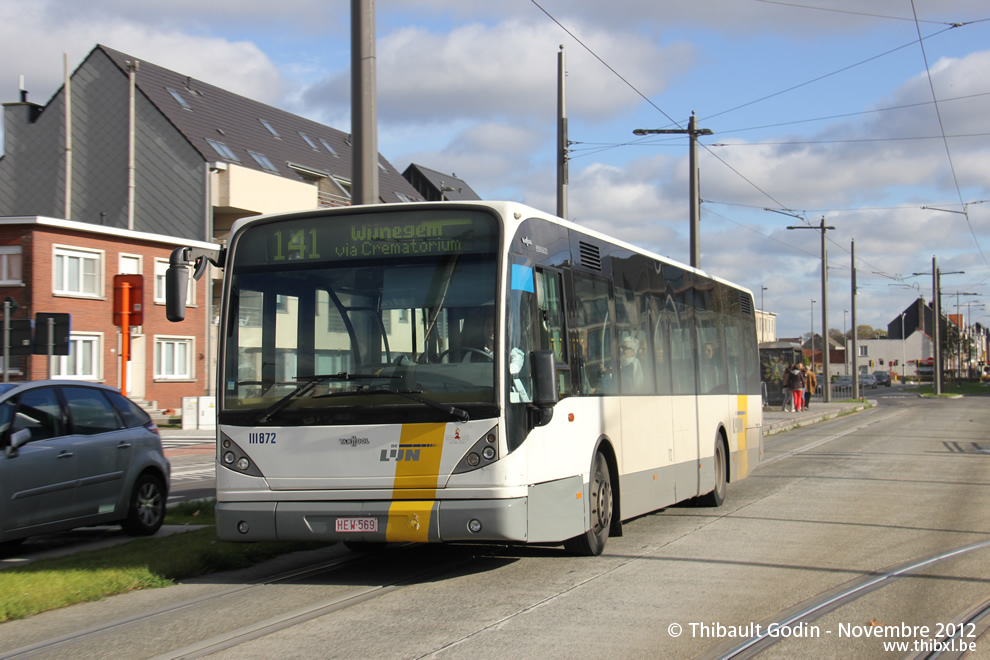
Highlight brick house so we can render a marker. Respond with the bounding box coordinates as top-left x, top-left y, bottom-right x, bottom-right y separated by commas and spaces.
0, 215, 217, 410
